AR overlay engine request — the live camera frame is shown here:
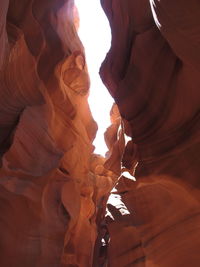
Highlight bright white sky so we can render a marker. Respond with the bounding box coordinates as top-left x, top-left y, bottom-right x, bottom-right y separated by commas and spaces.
75, 0, 114, 156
